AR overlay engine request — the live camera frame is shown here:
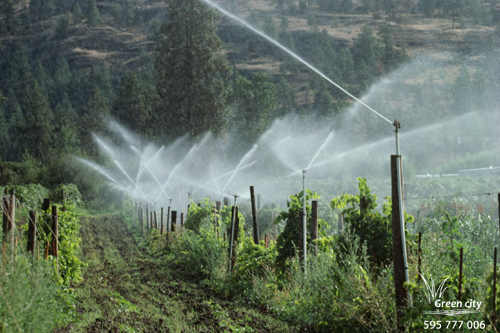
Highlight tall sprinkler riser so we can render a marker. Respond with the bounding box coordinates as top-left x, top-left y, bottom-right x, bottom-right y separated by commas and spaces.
393, 119, 410, 304
302, 169, 307, 275
228, 194, 238, 274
